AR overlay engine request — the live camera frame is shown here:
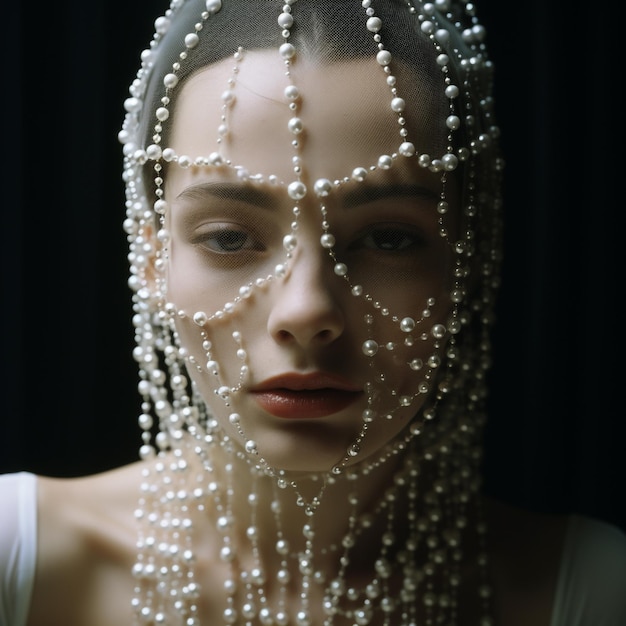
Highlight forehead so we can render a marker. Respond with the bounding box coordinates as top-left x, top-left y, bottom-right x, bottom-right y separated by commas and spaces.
165, 49, 446, 187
